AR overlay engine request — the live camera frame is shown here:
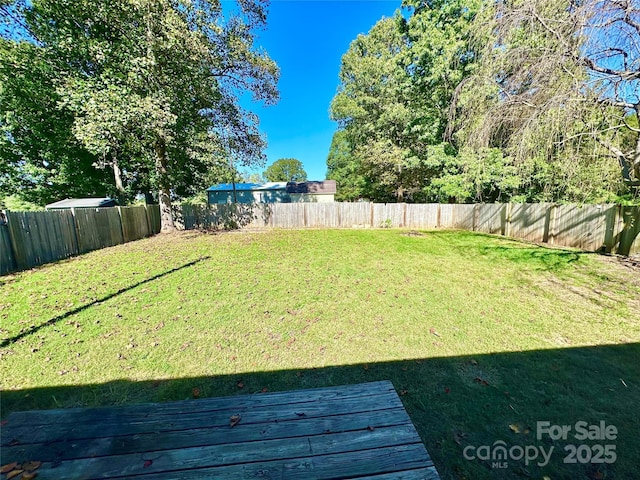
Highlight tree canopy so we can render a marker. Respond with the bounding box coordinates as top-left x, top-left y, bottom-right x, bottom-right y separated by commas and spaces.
1, 0, 279, 228
263, 158, 307, 182
328, 0, 639, 204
